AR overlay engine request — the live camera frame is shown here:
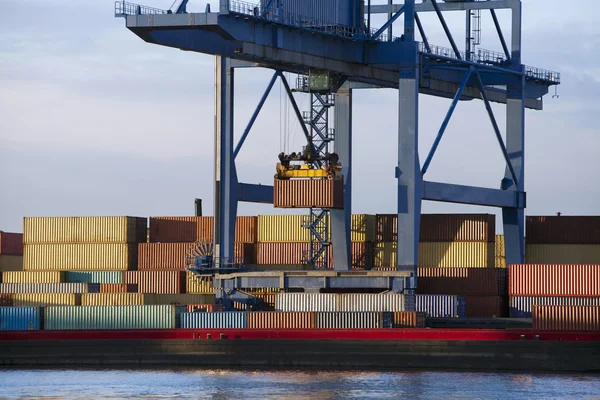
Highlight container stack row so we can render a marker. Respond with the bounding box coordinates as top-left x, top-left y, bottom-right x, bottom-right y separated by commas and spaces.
0, 232, 23, 272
